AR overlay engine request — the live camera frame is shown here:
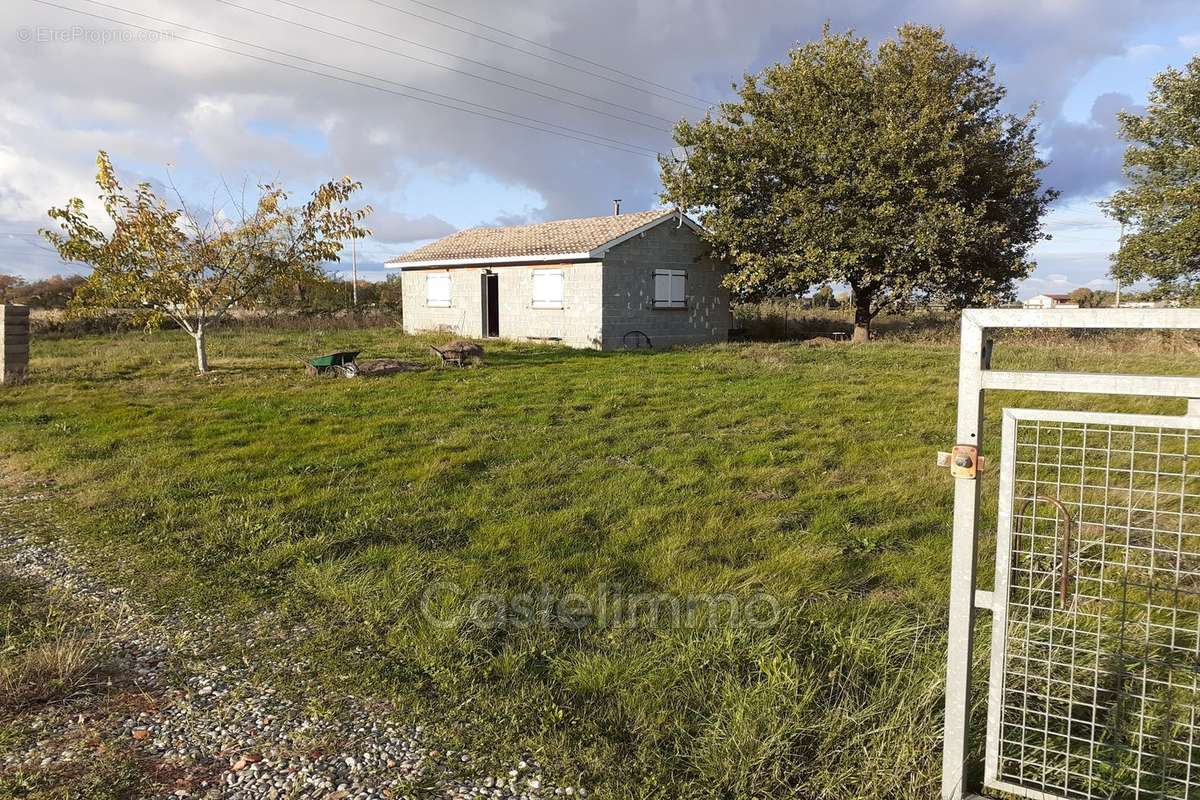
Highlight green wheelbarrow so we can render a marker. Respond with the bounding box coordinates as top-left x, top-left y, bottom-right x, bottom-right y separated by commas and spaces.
305, 350, 360, 377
